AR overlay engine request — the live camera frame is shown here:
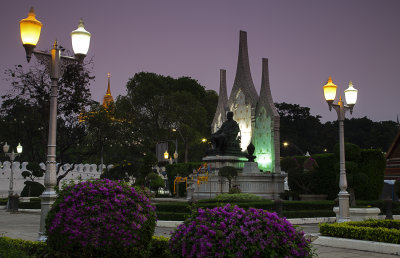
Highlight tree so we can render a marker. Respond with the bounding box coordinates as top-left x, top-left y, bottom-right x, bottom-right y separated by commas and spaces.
219, 166, 238, 190
276, 102, 325, 156
116, 72, 217, 163
1, 60, 95, 184
21, 162, 45, 197
146, 172, 165, 192
276, 102, 398, 156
